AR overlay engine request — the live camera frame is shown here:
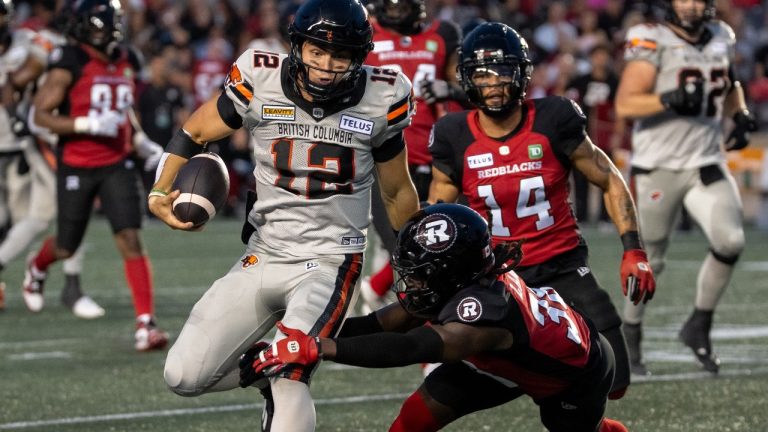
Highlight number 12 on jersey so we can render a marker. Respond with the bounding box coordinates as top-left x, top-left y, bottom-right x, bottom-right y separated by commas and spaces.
477, 176, 554, 236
